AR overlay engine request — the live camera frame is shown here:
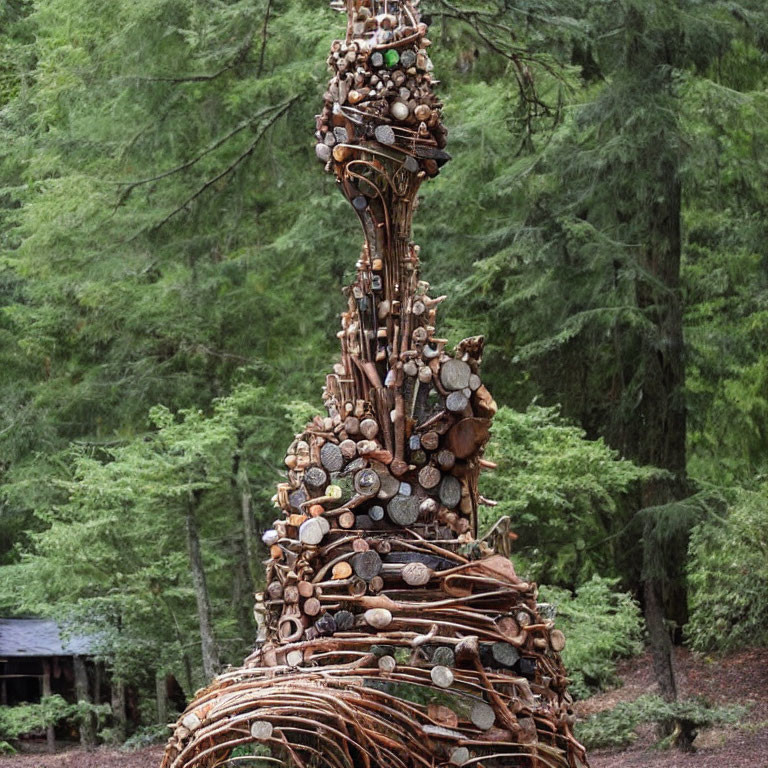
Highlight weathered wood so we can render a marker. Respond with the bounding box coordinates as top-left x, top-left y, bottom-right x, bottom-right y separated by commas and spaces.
352, 550, 383, 581
387, 494, 420, 525
440, 359, 471, 391
418, 464, 441, 489
470, 701, 496, 731
320, 442, 344, 472
439, 475, 461, 508
430, 665, 454, 688
445, 418, 491, 459
402, 562, 432, 586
